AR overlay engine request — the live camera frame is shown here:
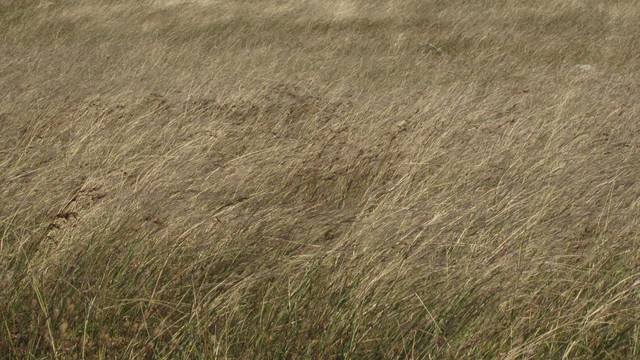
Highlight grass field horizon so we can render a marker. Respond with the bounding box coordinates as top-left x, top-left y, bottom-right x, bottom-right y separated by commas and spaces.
2, 0, 640, 358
